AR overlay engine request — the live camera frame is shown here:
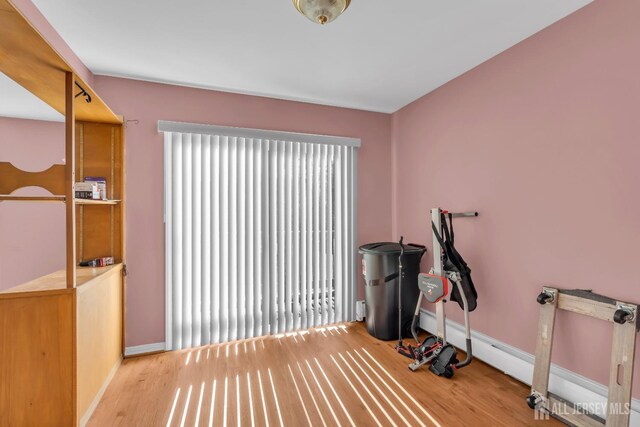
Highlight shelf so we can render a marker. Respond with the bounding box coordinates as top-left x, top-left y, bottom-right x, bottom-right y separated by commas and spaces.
0, 195, 65, 202
0, 196, 121, 205
75, 199, 121, 205
0, 263, 123, 298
